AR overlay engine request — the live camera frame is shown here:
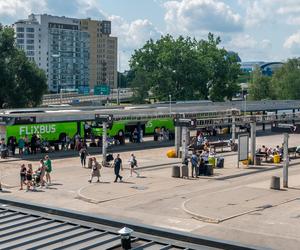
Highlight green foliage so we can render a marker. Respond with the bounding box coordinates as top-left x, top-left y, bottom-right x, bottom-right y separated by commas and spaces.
129, 33, 241, 103
271, 59, 300, 100
0, 26, 47, 108
248, 66, 273, 100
